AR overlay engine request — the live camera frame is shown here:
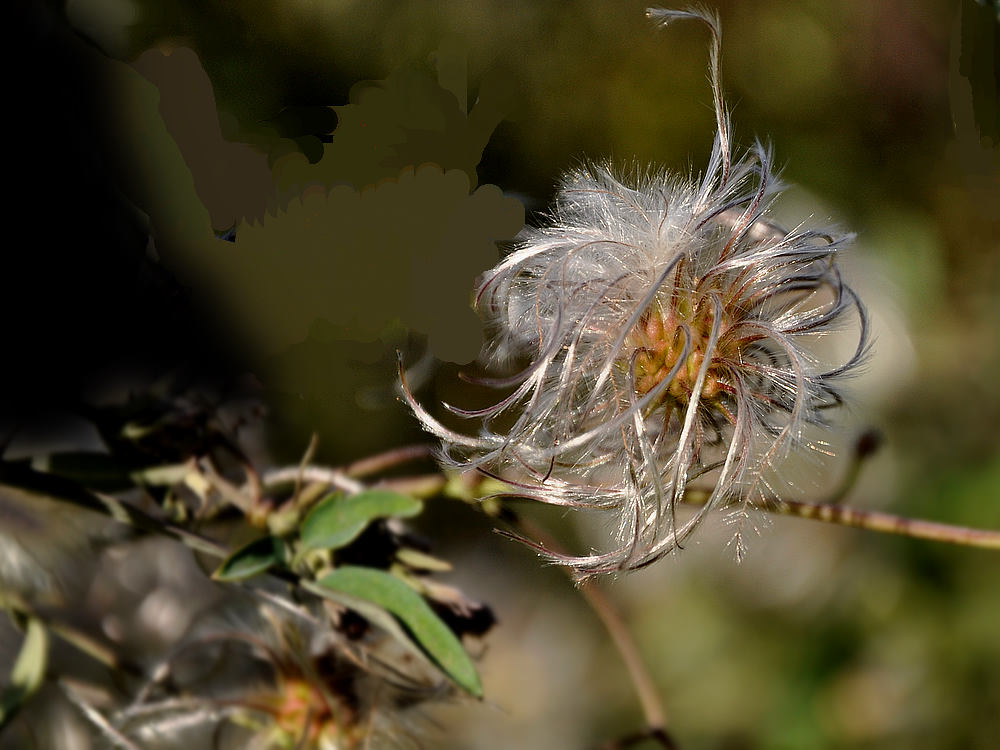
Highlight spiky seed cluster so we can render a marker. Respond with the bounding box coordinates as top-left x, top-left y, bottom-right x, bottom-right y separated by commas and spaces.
117, 605, 434, 748
404, 8, 868, 577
